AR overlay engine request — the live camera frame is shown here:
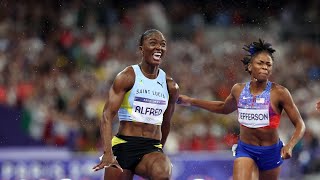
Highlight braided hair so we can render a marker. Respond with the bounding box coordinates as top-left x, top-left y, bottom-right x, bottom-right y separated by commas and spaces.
139, 29, 162, 46
241, 39, 276, 74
